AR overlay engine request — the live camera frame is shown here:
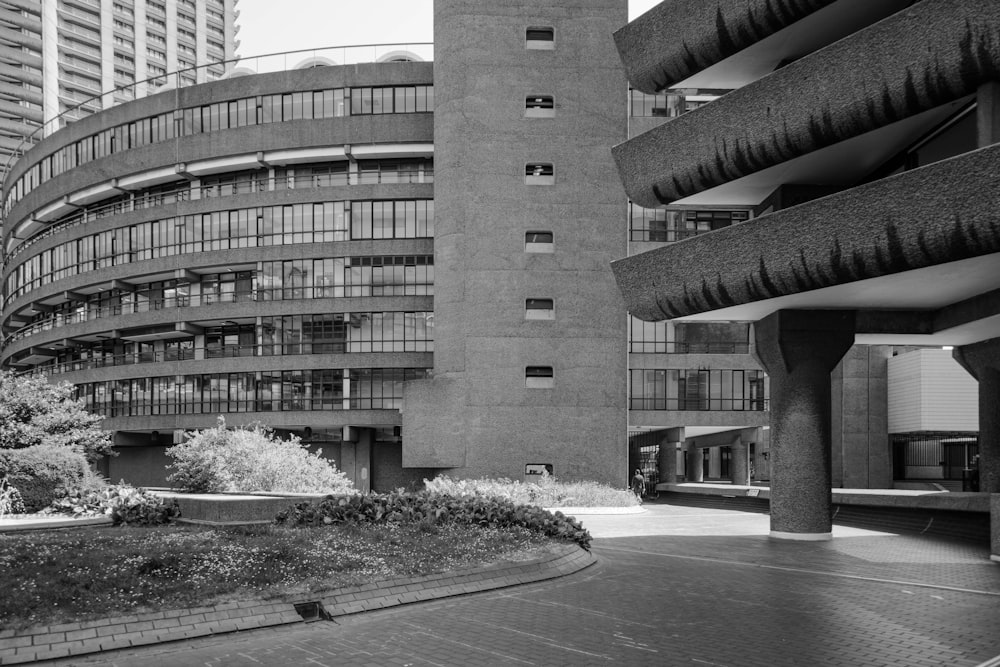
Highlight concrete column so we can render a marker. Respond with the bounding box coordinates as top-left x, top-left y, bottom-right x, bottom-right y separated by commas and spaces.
658, 427, 683, 484
658, 441, 676, 485
687, 442, 703, 482
992, 494, 1000, 563
730, 437, 749, 486
753, 310, 855, 540
357, 429, 372, 494
953, 337, 1000, 494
